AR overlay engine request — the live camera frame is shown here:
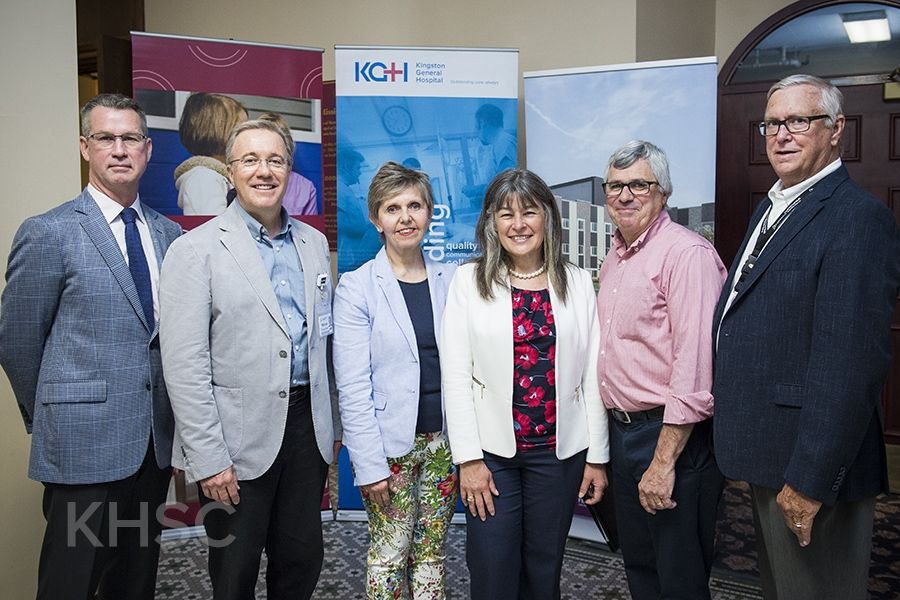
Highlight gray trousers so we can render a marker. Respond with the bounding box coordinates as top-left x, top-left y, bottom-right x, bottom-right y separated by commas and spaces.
750, 485, 875, 600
